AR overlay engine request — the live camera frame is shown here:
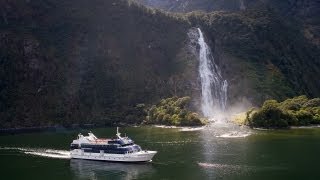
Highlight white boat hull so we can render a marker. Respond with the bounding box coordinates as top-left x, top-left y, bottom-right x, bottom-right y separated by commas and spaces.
70, 149, 157, 162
